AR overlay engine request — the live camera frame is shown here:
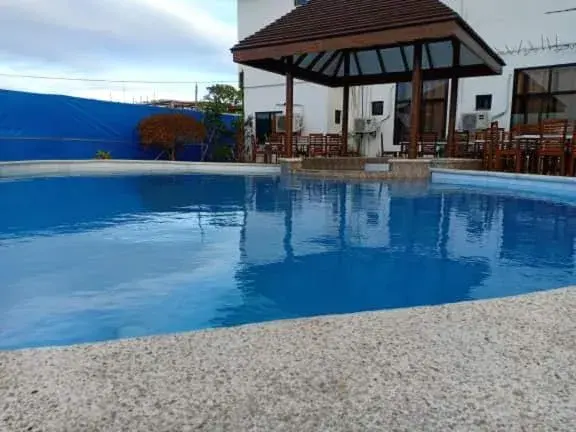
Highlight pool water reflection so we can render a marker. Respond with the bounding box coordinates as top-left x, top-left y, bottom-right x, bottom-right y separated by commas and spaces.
1, 174, 575, 349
